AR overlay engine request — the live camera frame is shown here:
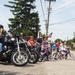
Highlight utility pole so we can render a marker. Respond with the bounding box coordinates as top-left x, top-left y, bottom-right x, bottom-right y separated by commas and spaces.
46, 0, 56, 35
